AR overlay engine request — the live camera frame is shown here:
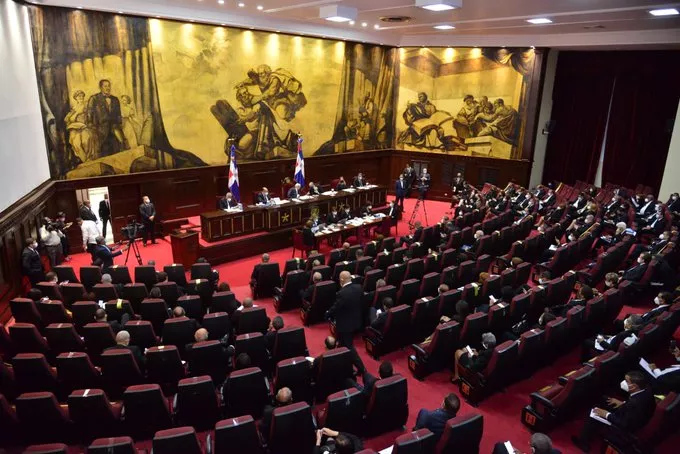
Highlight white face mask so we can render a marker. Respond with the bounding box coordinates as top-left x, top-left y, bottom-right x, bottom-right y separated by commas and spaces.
620, 380, 630, 393
659, 234, 665, 239
32, 242, 38, 249
654, 296, 662, 306
638, 258, 644, 264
